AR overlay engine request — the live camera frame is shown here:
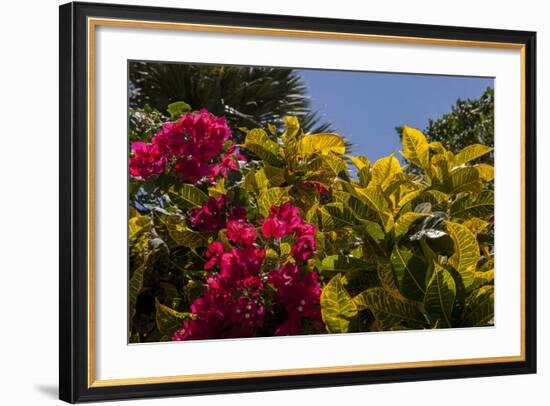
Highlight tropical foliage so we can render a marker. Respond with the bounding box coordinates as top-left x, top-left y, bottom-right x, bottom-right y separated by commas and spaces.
129, 103, 494, 343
